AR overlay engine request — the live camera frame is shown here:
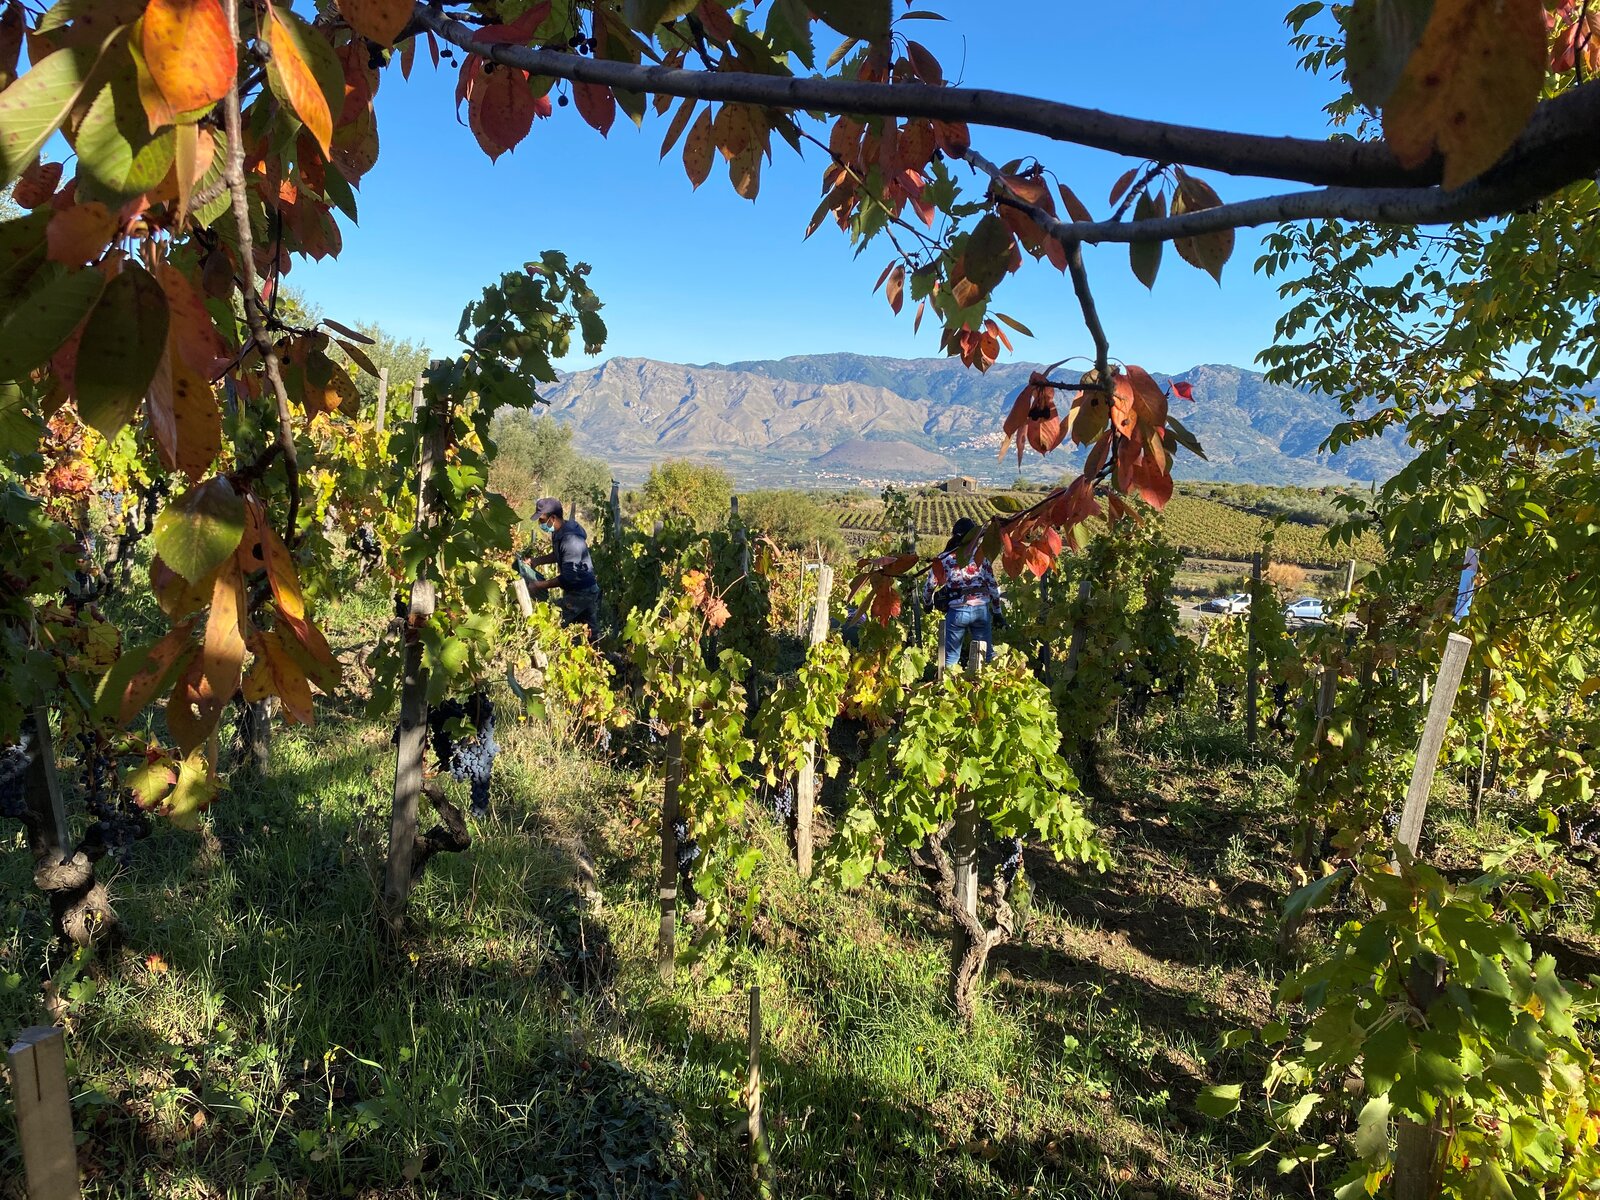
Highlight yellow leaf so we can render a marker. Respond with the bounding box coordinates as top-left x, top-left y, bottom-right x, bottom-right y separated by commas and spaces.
141, 0, 237, 115
1381, 0, 1546, 189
